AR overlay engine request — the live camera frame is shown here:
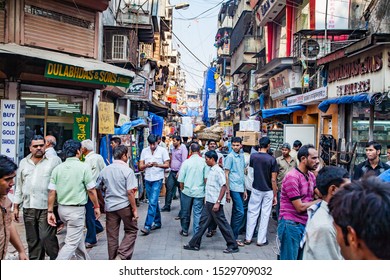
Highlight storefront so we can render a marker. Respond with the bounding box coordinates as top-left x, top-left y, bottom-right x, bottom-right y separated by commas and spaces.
318, 36, 390, 163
